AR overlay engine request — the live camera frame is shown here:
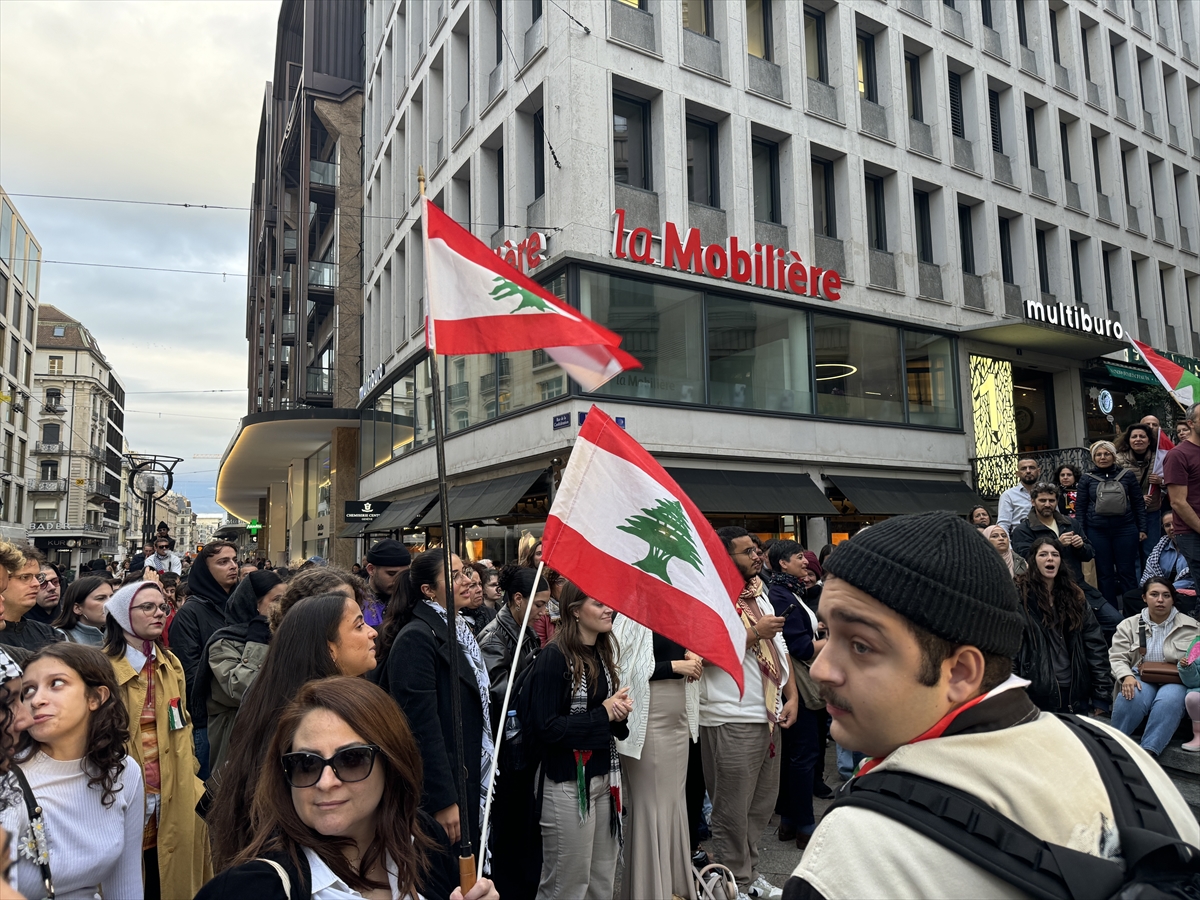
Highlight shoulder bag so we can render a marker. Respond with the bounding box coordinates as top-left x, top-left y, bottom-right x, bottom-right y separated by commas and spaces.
11, 764, 53, 900
1138, 619, 1183, 684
